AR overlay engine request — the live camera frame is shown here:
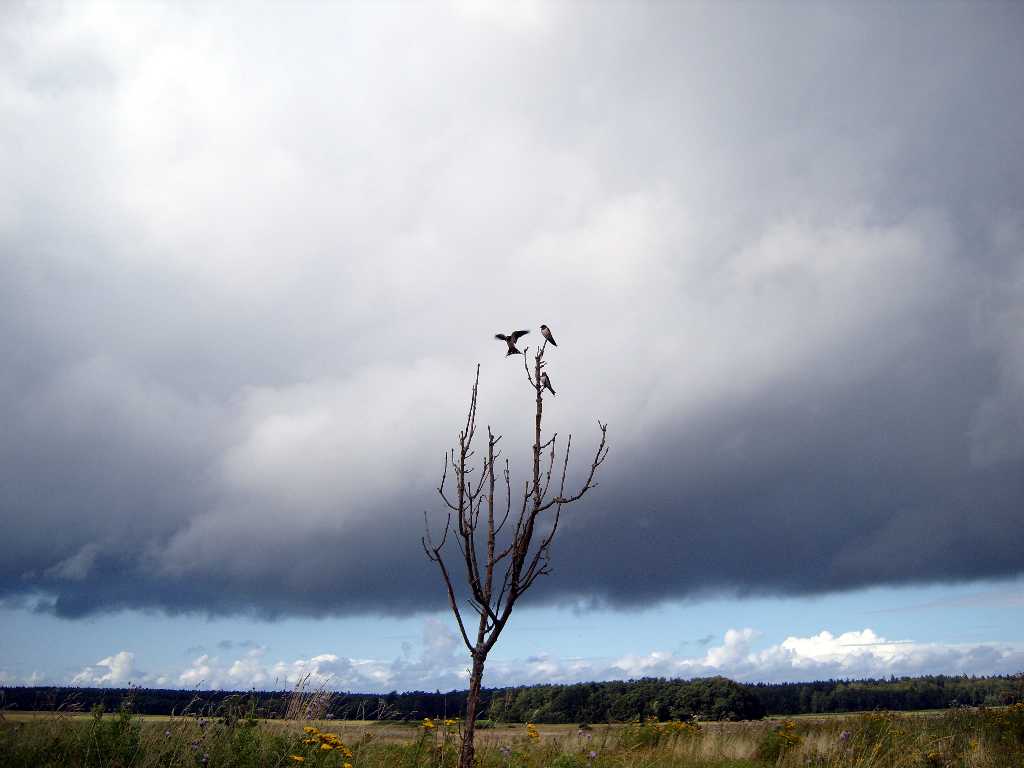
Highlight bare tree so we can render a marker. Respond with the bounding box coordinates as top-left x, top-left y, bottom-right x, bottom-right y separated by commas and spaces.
423, 340, 609, 768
